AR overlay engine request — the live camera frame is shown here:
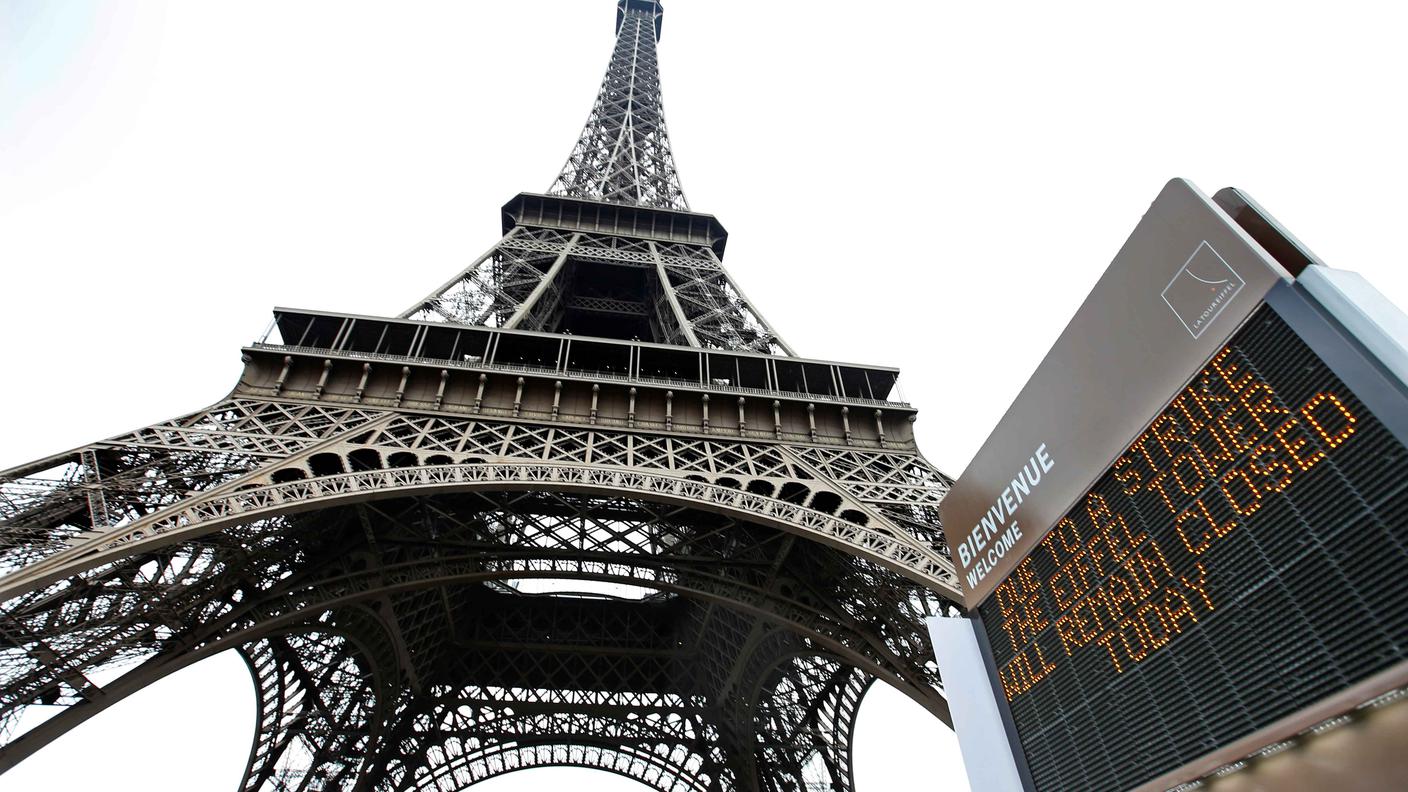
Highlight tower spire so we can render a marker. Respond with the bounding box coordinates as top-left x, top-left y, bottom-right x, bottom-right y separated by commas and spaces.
404, 0, 794, 353
550, 0, 688, 210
